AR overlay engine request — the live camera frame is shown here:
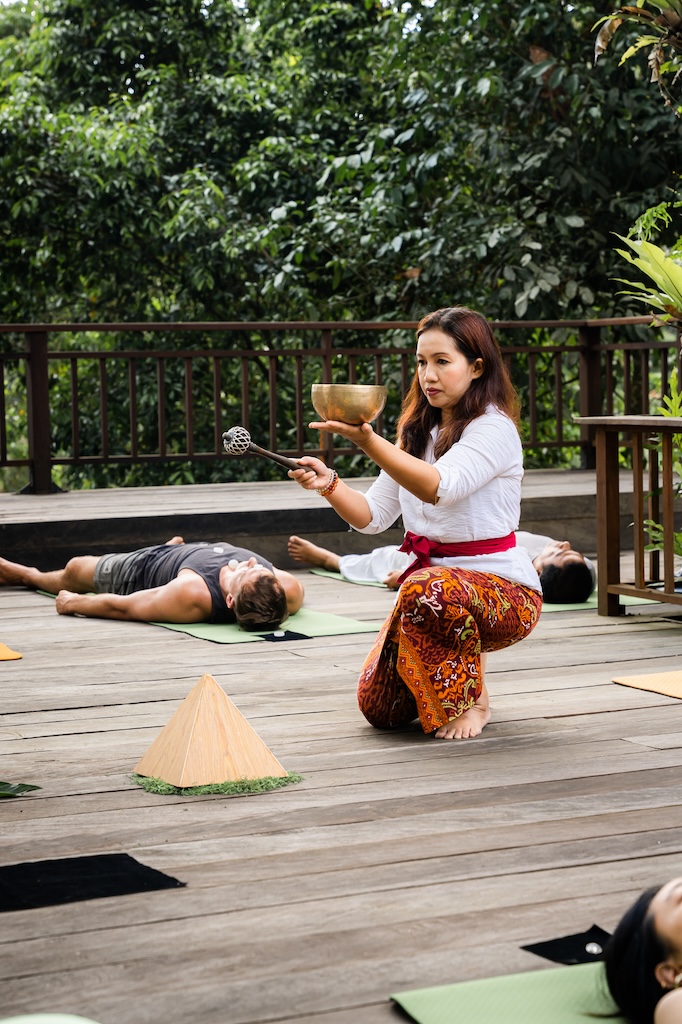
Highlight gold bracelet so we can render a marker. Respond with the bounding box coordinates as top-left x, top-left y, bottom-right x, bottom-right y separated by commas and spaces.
319, 469, 339, 497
